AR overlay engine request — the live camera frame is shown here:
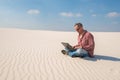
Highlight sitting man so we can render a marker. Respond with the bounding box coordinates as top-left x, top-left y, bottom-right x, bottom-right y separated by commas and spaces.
61, 23, 95, 58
